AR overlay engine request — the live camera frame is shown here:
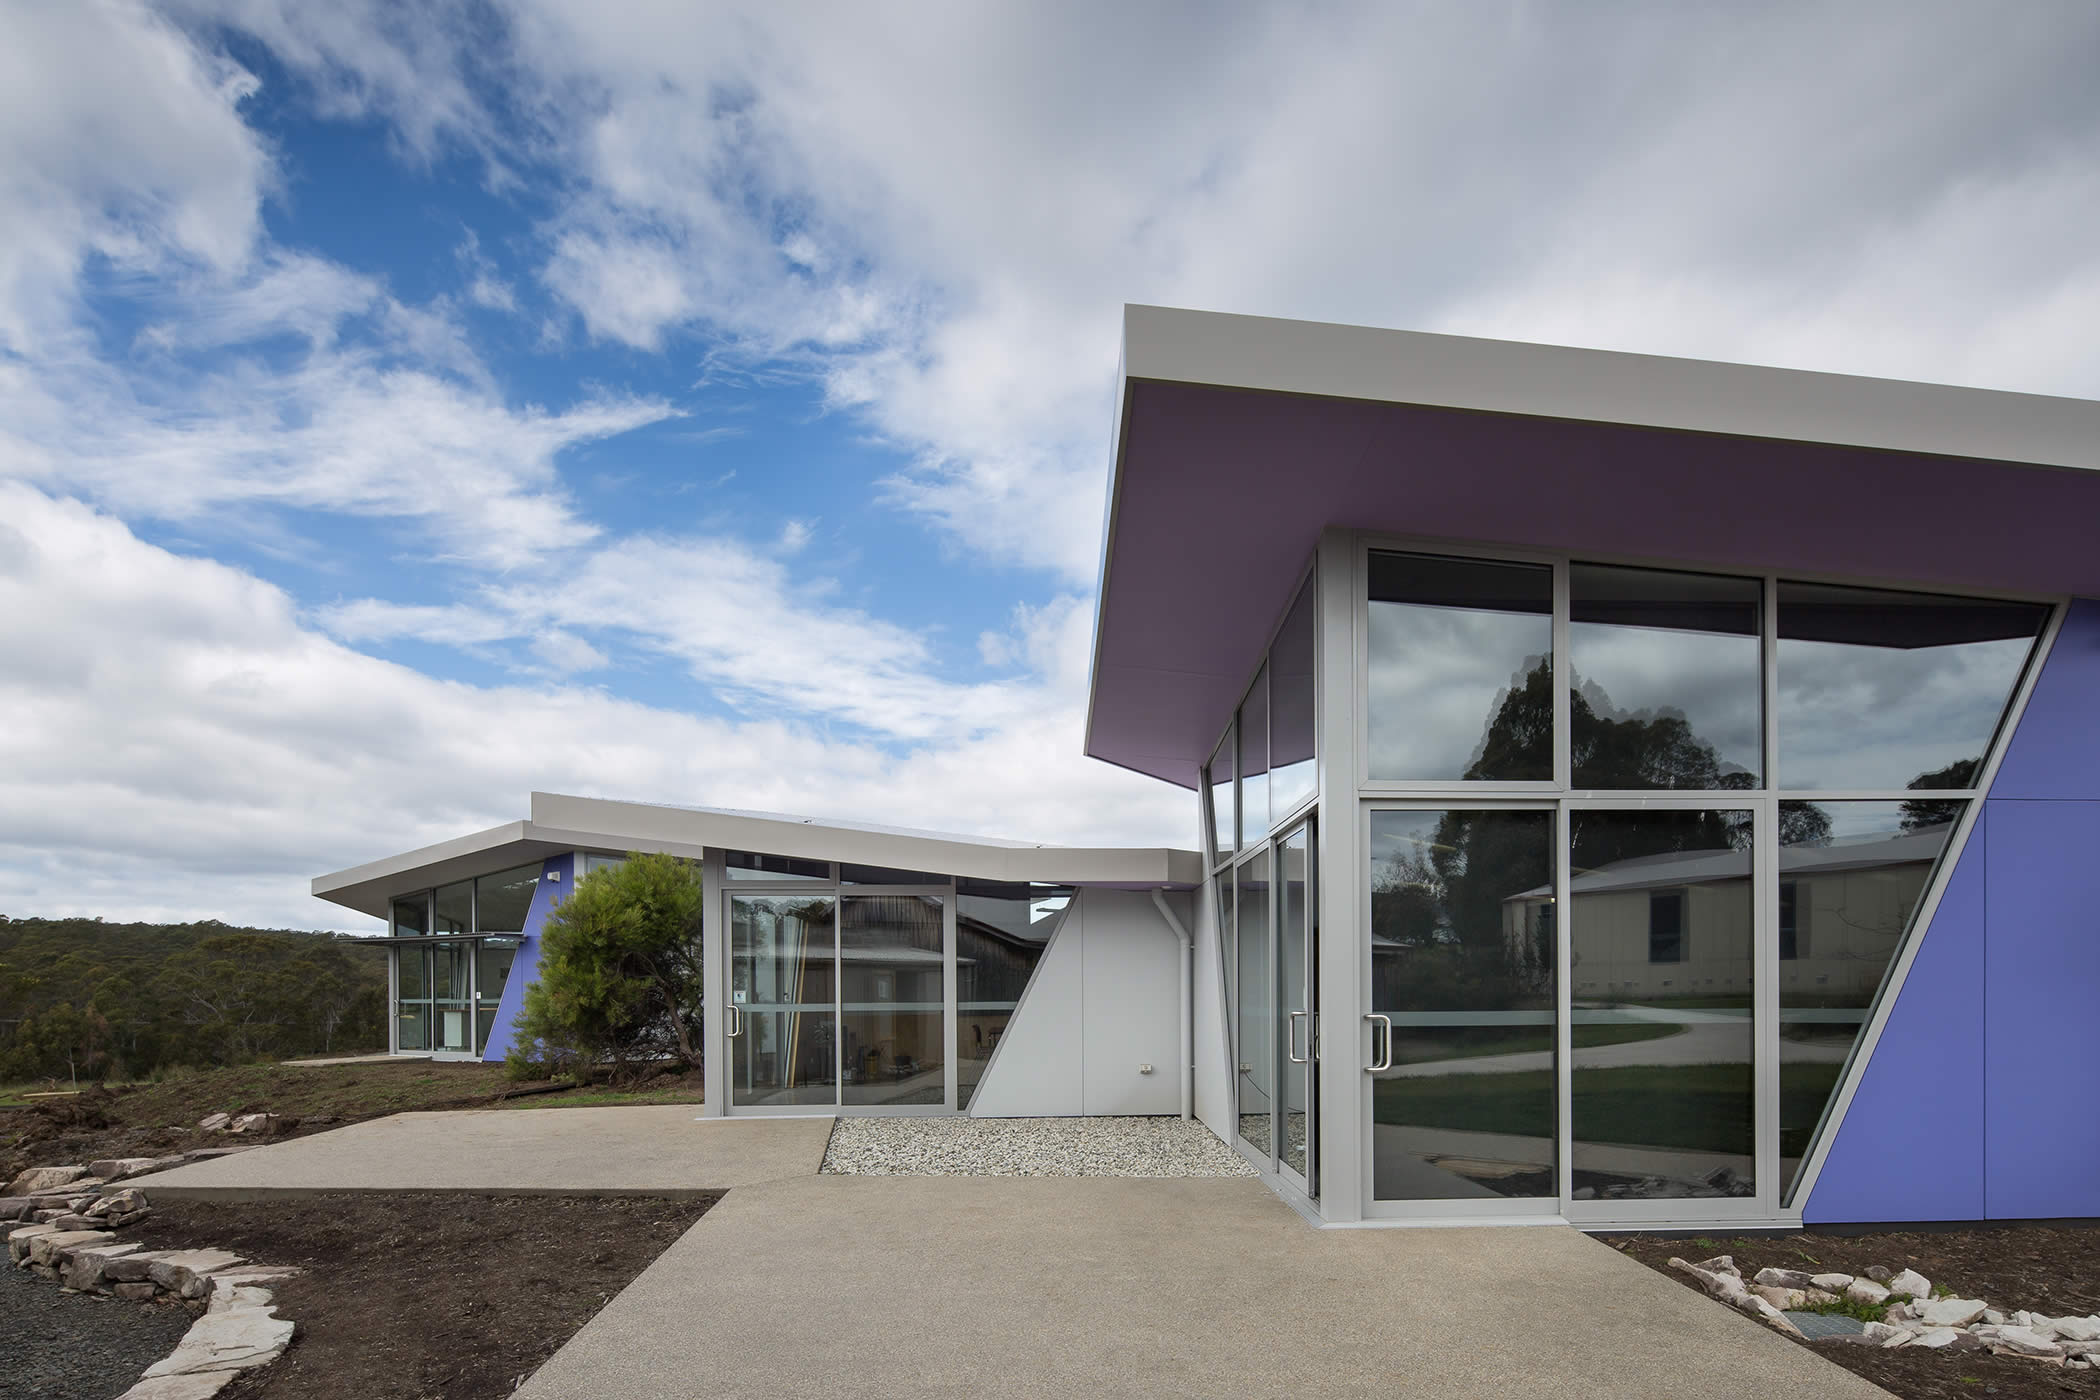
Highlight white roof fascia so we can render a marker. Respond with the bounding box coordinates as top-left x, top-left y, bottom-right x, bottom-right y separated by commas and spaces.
1119, 304, 2100, 475
529, 792, 1204, 888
